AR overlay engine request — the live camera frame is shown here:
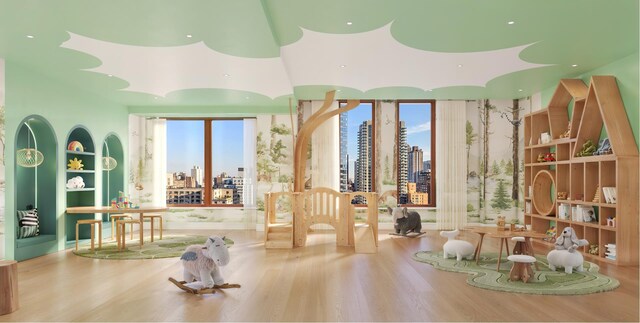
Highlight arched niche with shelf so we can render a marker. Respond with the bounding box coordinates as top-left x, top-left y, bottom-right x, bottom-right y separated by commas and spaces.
101, 133, 124, 222
65, 126, 96, 244
13, 115, 57, 261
